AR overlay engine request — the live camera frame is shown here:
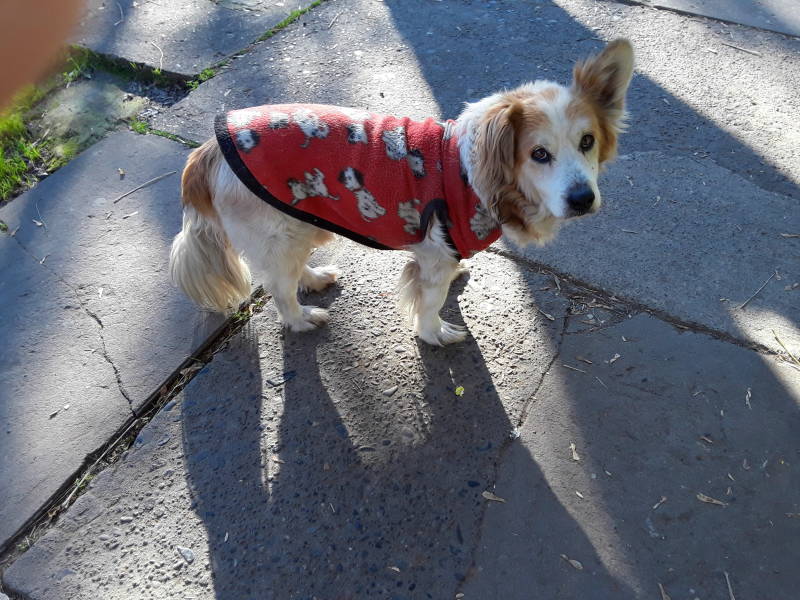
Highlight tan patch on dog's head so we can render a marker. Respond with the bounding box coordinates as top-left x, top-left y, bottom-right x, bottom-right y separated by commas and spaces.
570, 38, 634, 164
472, 90, 557, 244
